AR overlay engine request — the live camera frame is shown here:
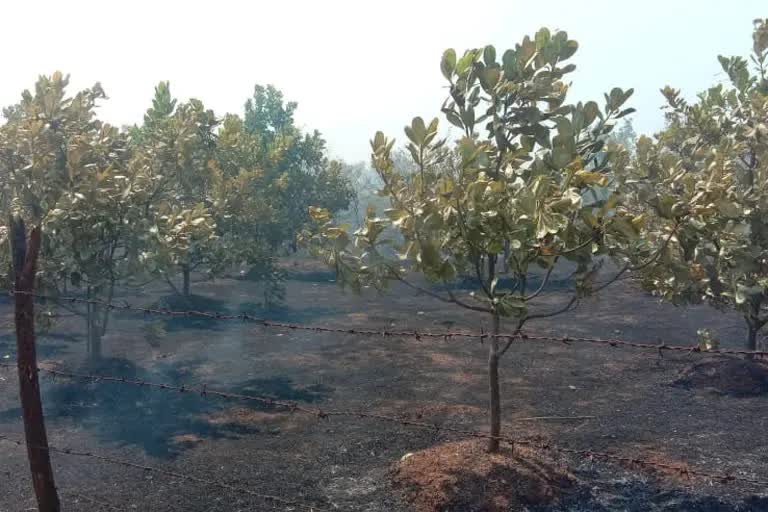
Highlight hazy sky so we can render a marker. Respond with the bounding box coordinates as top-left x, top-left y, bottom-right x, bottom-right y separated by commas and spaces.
1, 1, 764, 163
